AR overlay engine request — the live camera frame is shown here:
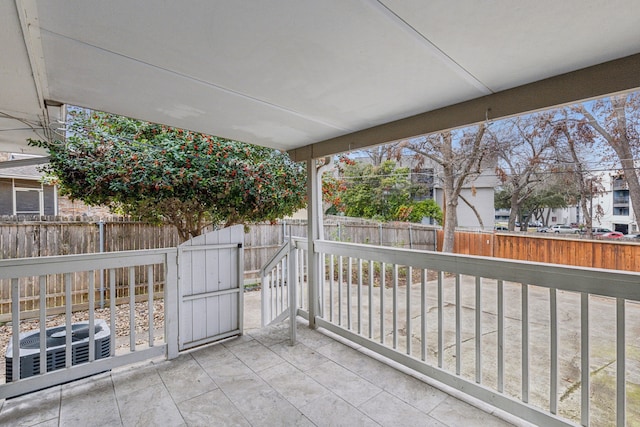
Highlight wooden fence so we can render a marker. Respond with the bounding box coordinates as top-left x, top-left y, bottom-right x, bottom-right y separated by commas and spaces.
0, 218, 181, 320
3, 218, 638, 320
437, 230, 640, 272
0, 216, 438, 319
